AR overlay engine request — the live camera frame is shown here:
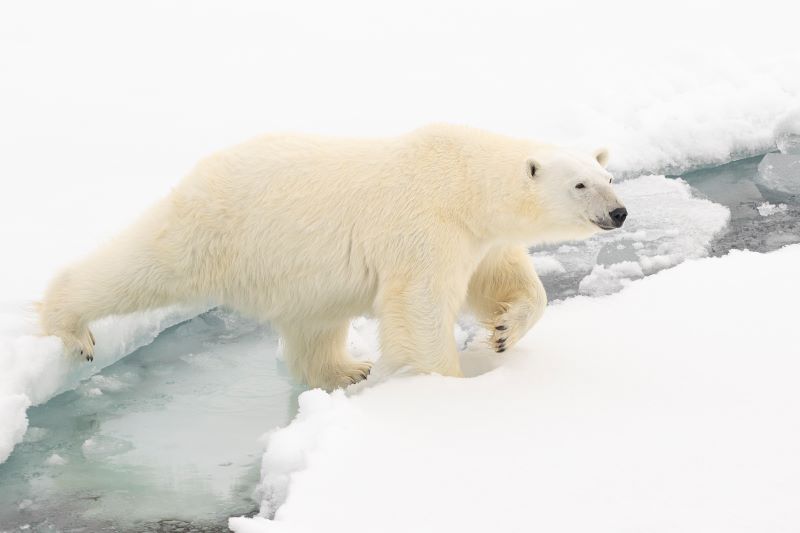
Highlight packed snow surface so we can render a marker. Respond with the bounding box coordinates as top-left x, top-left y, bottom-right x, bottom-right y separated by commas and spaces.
231, 244, 800, 533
